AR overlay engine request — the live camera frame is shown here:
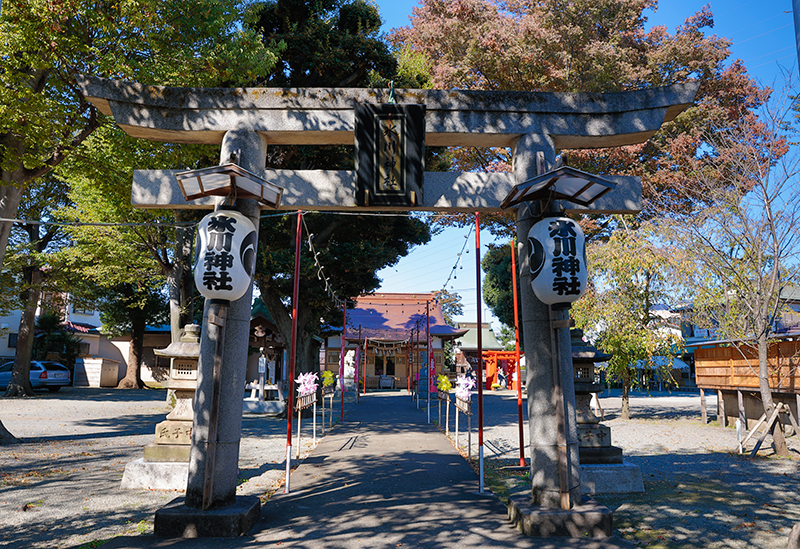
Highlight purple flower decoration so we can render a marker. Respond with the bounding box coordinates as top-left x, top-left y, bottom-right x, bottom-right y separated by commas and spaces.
455, 374, 475, 400
297, 372, 319, 396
